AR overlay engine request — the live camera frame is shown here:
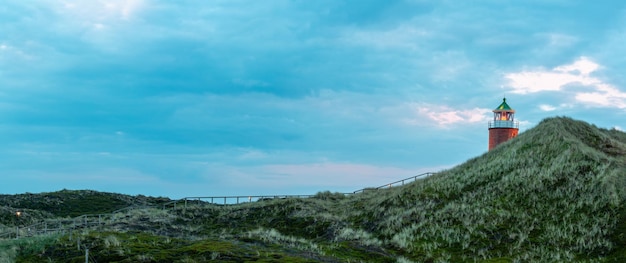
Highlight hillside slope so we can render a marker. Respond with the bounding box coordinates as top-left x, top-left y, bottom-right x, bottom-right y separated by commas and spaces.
3, 116, 626, 262
0, 189, 171, 226
351, 116, 626, 261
